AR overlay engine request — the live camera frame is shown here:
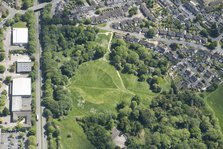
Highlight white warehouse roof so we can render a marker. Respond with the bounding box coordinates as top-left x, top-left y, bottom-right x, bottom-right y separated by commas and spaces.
12, 78, 31, 96
12, 28, 28, 44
